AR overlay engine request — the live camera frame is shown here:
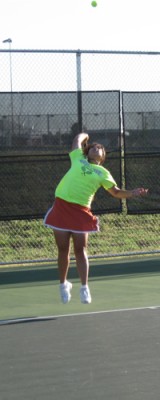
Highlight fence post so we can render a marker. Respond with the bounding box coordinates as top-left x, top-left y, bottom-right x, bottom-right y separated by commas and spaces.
76, 50, 82, 133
